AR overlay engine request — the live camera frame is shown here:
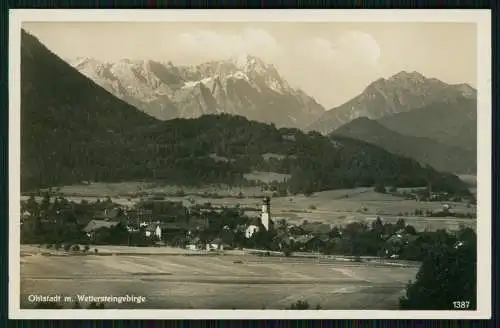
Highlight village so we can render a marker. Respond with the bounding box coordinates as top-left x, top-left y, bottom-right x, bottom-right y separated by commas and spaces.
20, 188, 476, 262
